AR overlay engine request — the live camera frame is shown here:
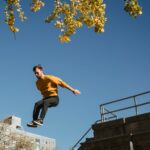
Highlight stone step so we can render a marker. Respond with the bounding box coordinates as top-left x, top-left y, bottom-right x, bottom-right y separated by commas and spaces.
79, 134, 130, 150
78, 130, 150, 150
